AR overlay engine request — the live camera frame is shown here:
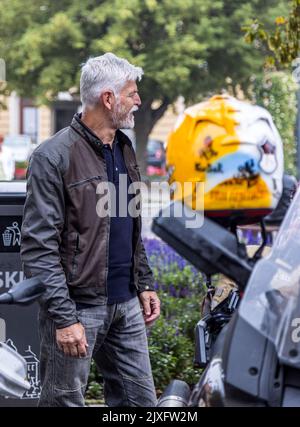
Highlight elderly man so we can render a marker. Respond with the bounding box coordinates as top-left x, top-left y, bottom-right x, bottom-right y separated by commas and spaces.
21, 53, 160, 407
